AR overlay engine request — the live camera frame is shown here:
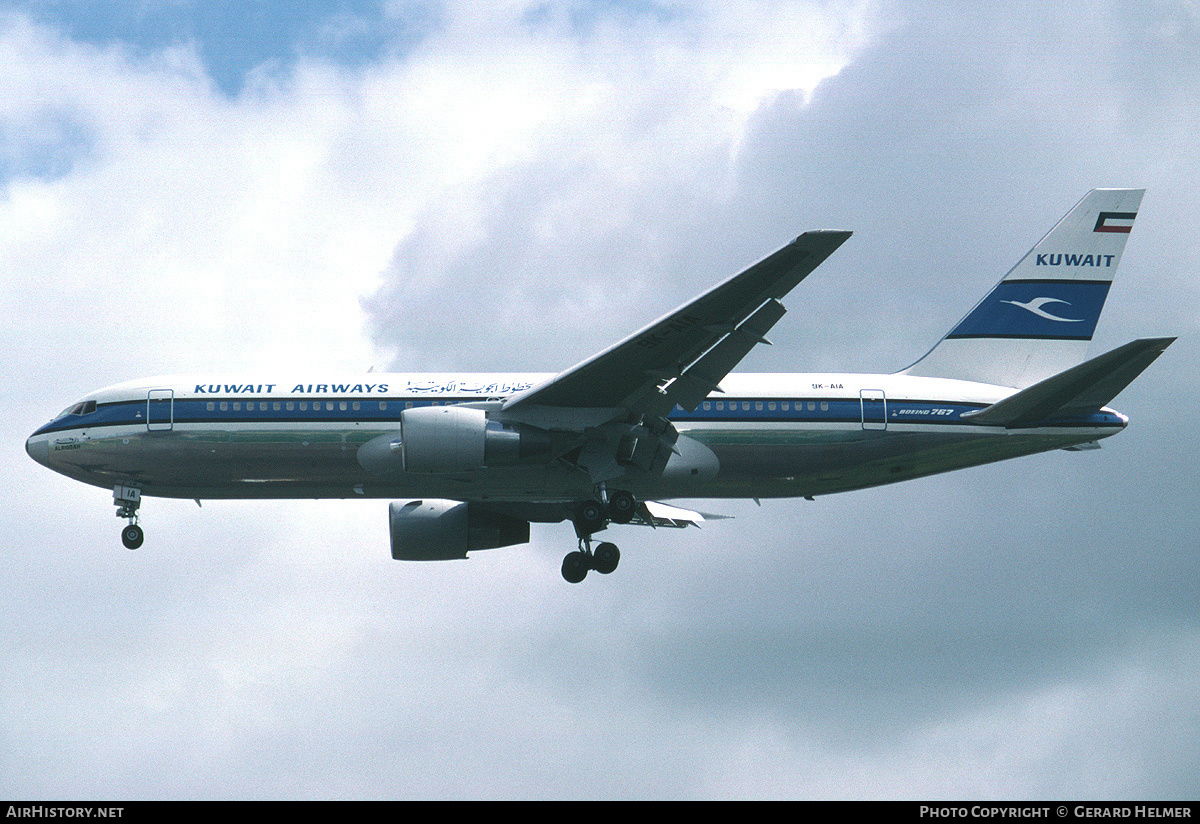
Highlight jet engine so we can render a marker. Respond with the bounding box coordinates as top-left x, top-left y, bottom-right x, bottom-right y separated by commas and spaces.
357, 405, 553, 475
389, 499, 530, 560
